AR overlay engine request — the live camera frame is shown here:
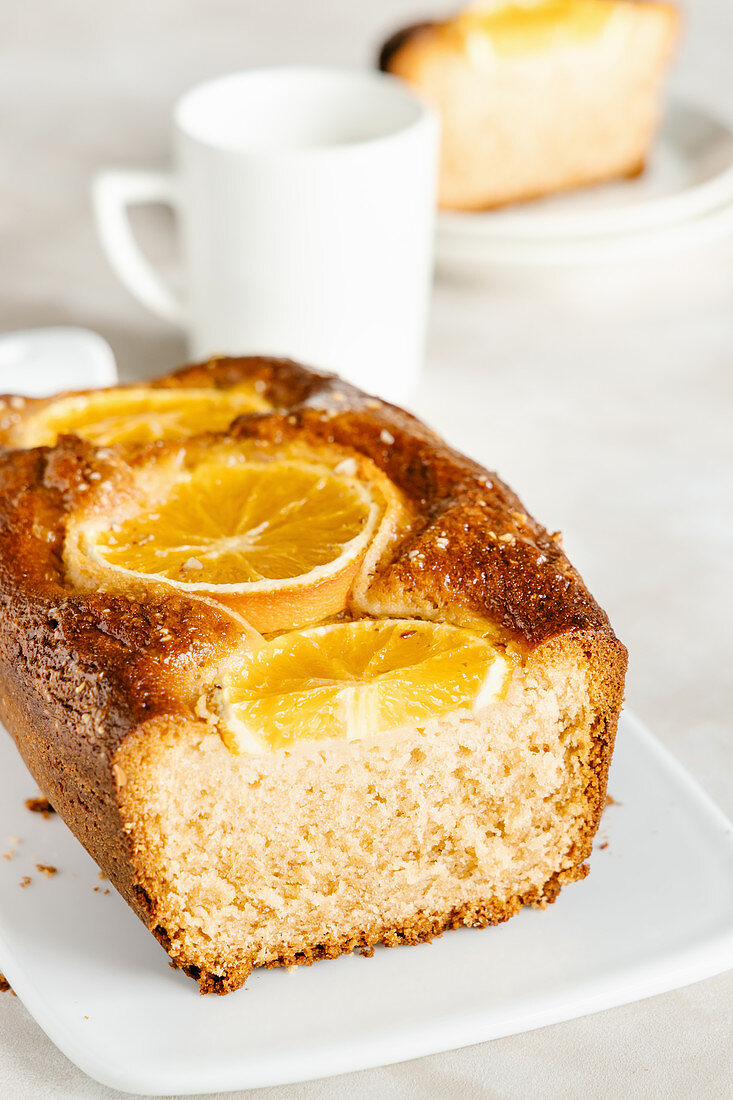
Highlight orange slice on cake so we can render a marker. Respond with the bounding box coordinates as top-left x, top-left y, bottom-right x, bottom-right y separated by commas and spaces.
64, 456, 383, 633
12, 385, 270, 447
215, 619, 510, 753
